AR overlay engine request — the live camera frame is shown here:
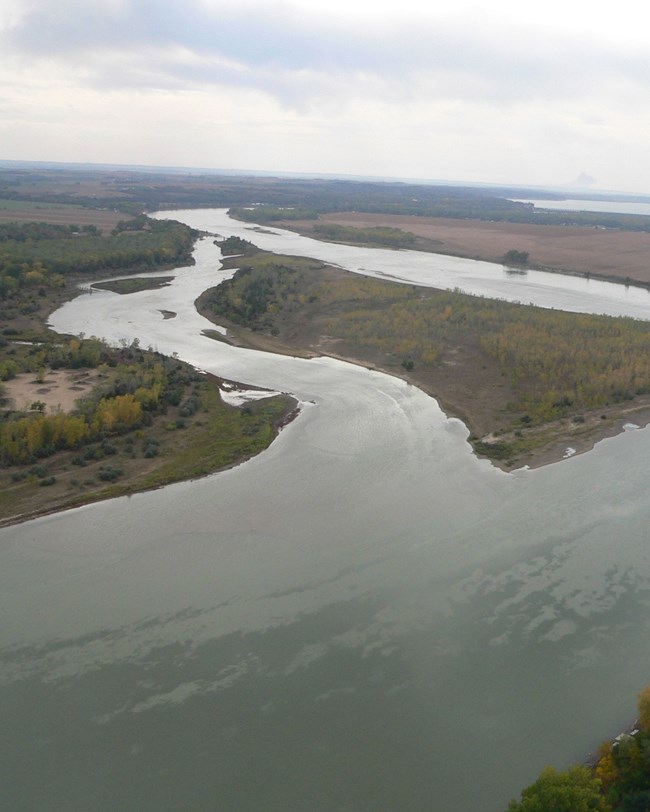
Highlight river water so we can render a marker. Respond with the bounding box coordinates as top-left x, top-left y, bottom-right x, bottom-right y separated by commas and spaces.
3, 210, 650, 812
512, 197, 650, 217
